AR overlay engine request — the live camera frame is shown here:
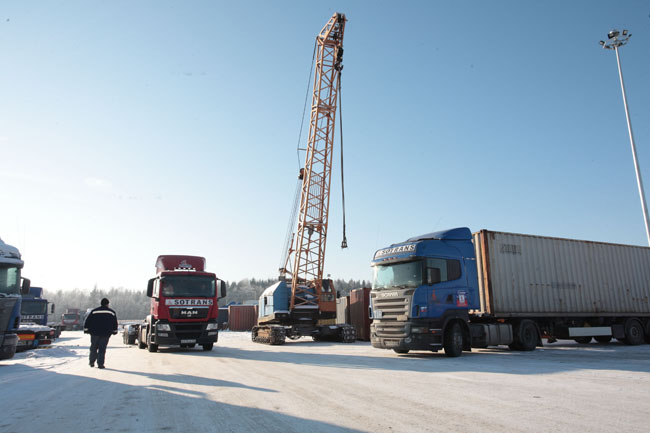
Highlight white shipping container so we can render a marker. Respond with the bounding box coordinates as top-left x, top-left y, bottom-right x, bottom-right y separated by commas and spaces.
336, 296, 349, 325
474, 230, 650, 316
